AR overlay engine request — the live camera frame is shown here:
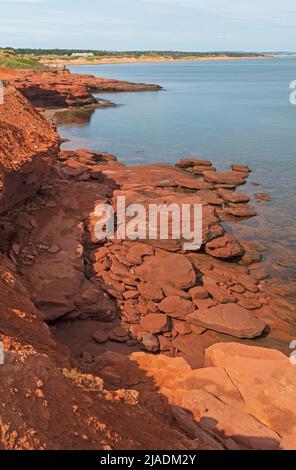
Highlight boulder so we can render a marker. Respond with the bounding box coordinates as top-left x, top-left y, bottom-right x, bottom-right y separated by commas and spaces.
217, 188, 250, 204
187, 304, 267, 339
203, 171, 247, 187
159, 296, 195, 319
135, 254, 197, 290
140, 313, 170, 334
181, 389, 280, 450
137, 283, 164, 302
205, 343, 296, 437
205, 234, 245, 259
